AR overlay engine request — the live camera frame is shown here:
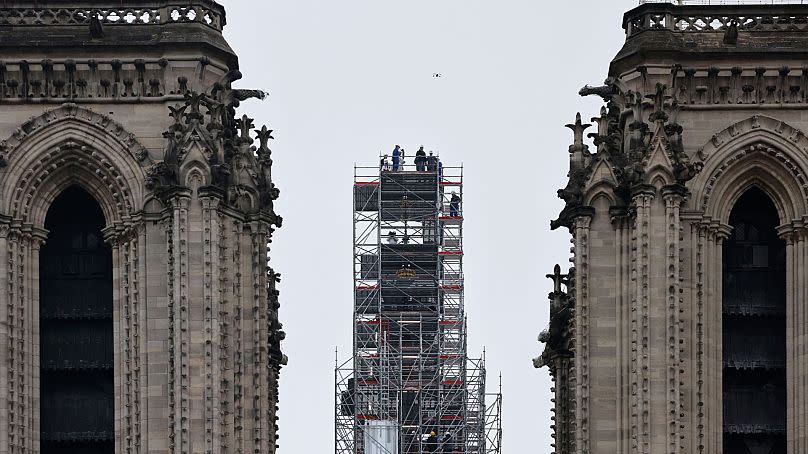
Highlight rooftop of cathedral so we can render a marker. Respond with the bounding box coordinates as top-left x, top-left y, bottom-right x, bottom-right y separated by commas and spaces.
0, 1, 234, 63
612, 0, 808, 74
